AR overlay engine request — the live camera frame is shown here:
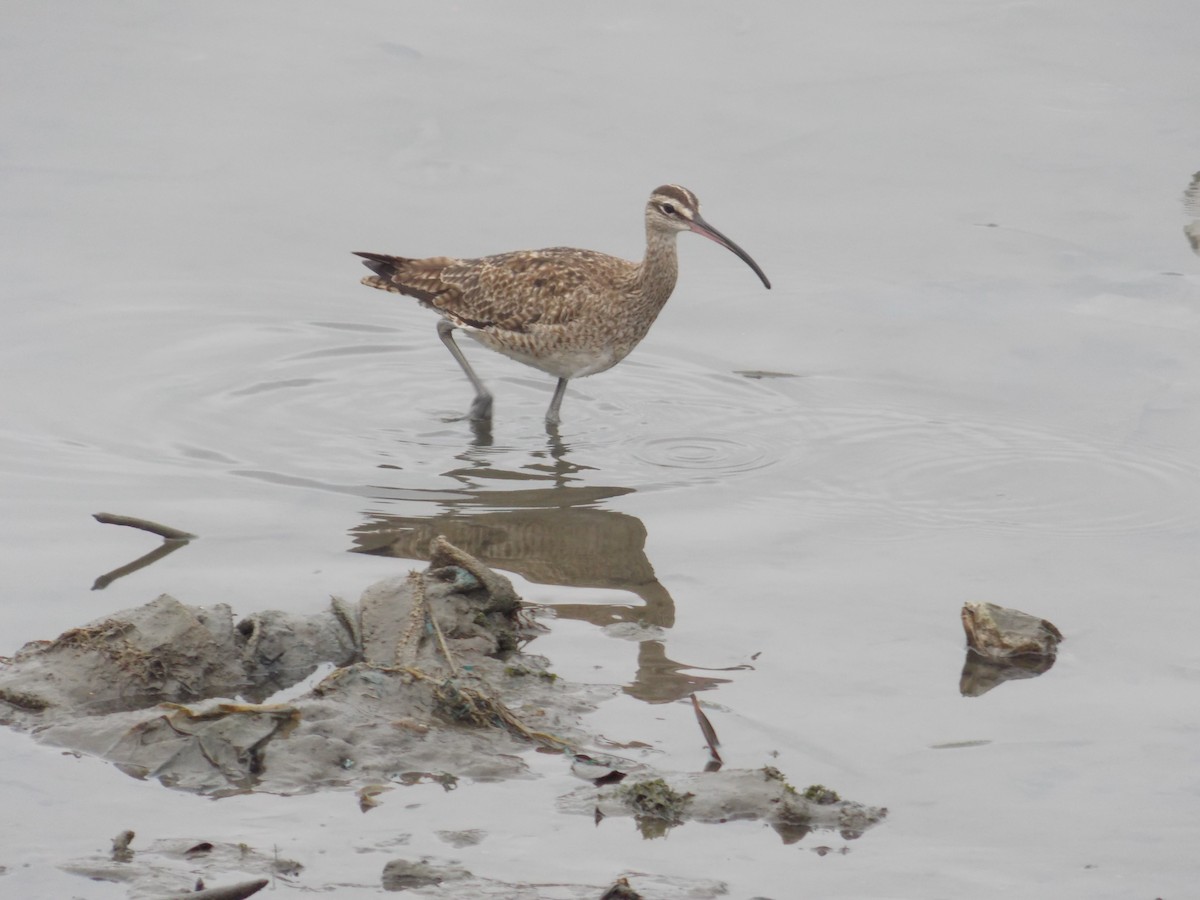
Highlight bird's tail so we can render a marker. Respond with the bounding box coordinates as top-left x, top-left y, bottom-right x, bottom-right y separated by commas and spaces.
353, 250, 404, 277
353, 251, 413, 293
352, 251, 453, 302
